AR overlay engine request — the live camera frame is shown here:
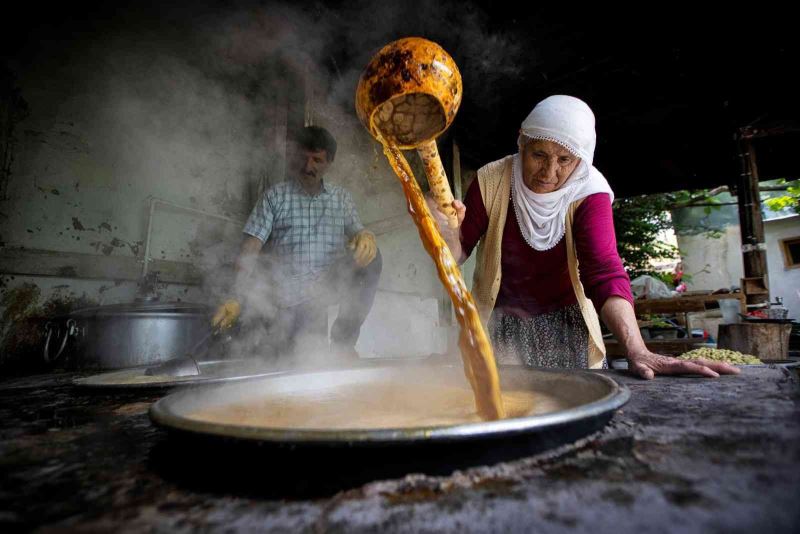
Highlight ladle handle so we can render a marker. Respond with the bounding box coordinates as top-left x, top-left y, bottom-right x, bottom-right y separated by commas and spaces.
417, 140, 458, 228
